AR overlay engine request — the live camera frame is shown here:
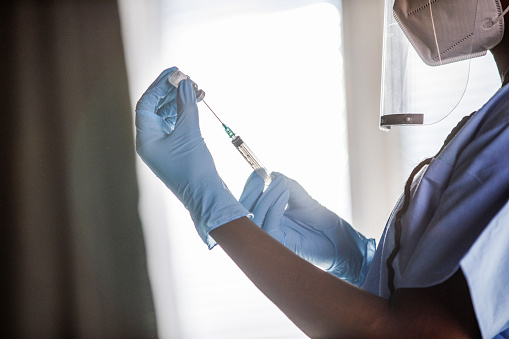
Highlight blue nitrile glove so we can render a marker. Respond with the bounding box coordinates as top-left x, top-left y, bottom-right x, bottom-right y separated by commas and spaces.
240, 172, 376, 286
136, 68, 250, 249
